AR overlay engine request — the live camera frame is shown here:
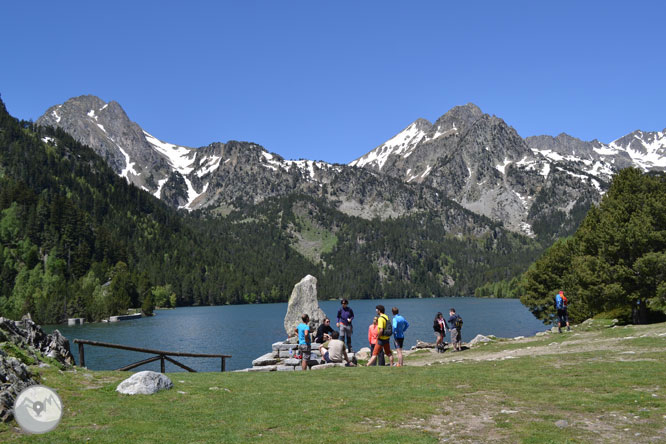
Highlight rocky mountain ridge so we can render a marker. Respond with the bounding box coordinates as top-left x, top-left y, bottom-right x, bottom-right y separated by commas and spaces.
37, 96, 497, 237
352, 104, 665, 236
37, 96, 666, 239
